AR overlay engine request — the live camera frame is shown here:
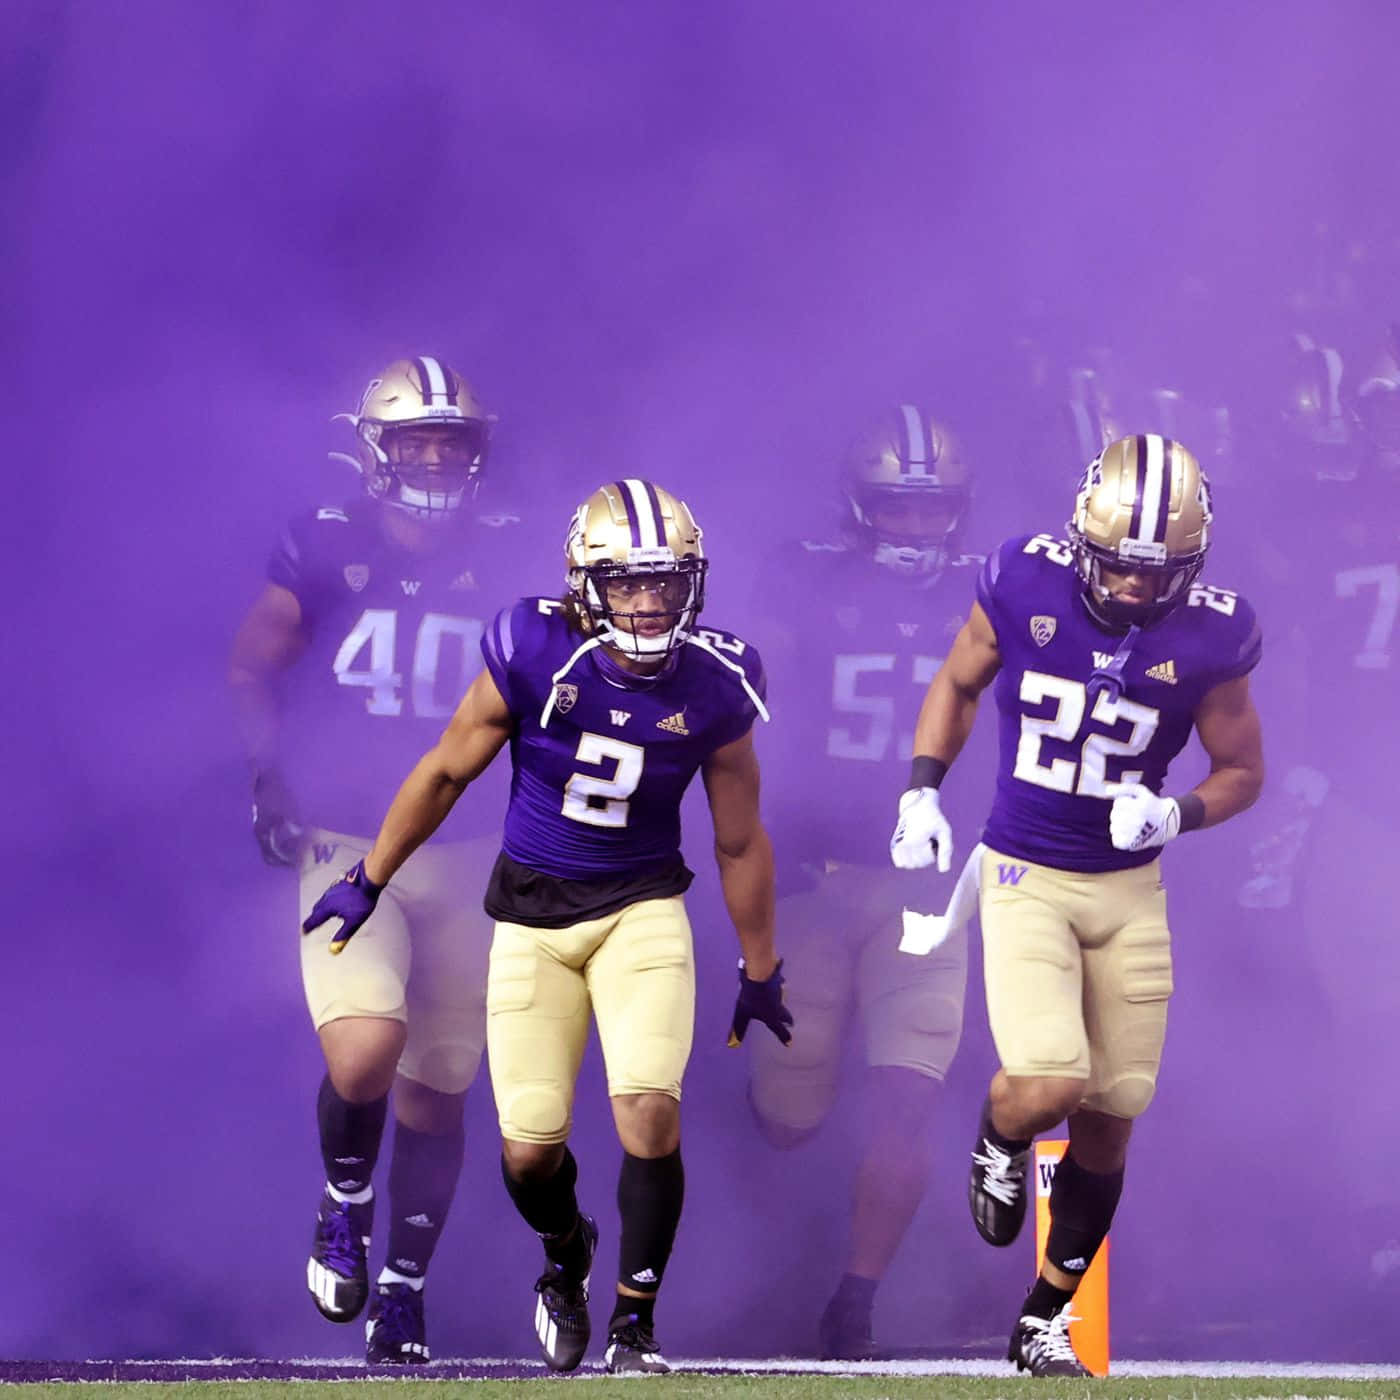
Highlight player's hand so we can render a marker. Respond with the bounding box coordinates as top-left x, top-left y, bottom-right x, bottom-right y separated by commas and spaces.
301, 860, 384, 954
727, 959, 794, 1047
1106, 782, 1180, 851
890, 787, 953, 873
251, 767, 305, 867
